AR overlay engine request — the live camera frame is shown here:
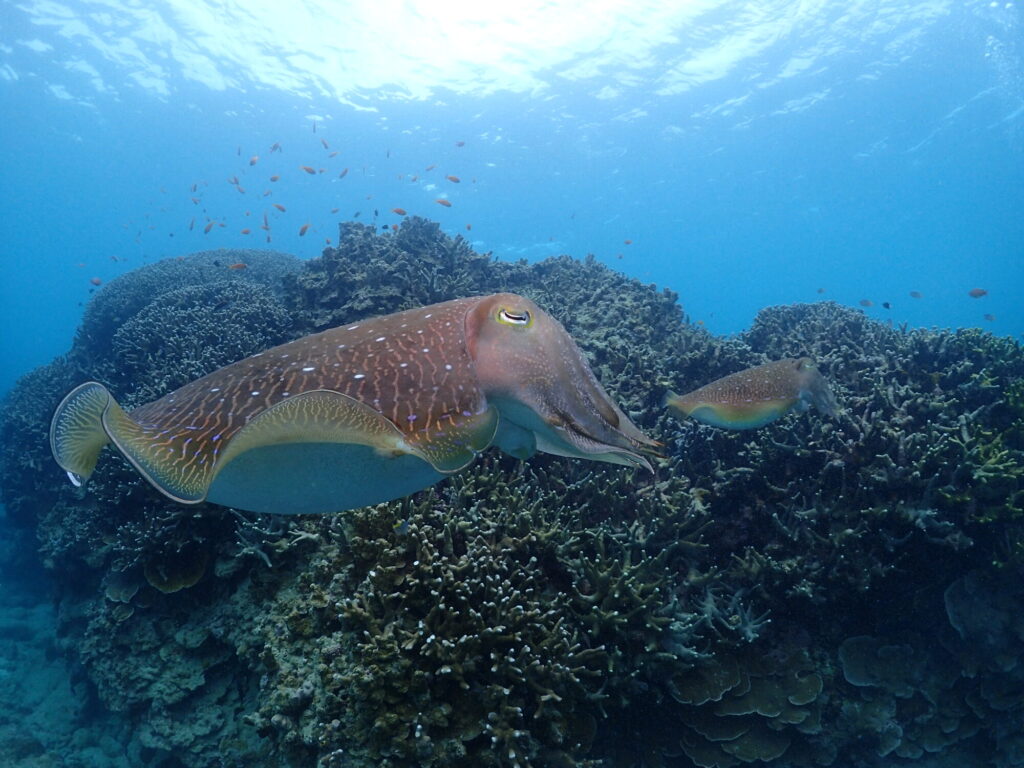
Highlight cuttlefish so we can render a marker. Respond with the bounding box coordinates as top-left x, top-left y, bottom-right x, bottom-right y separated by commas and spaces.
666, 357, 838, 430
51, 293, 659, 515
